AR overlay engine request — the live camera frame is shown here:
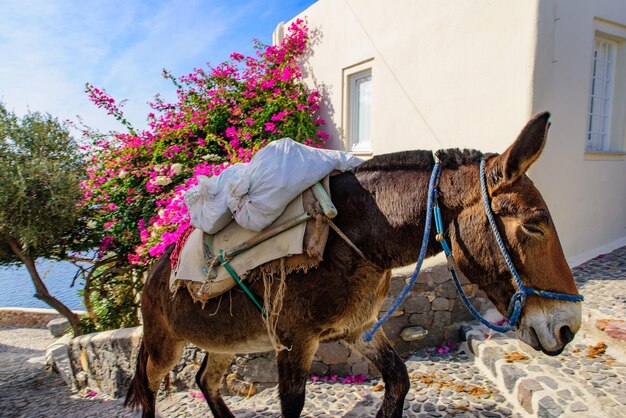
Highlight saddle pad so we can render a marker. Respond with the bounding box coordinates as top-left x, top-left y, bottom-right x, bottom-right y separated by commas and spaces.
170, 193, 307, 295
169, 176, 331, 304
